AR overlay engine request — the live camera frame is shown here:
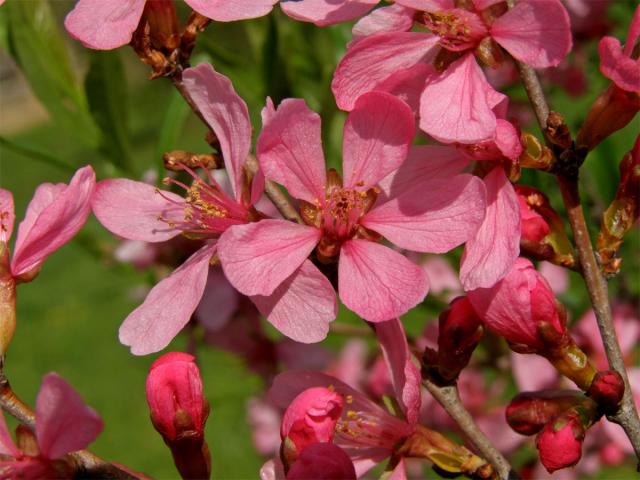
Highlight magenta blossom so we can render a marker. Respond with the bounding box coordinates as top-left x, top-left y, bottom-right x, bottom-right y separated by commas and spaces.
65, 0, 280, 50
280, 0, 379, 26
269, 318, 421, 477
598, 5, 640, 93
332, 0, 572, 143
91, 63, 336, 354
0, 373, 103, 479
217, 92, 486, 323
